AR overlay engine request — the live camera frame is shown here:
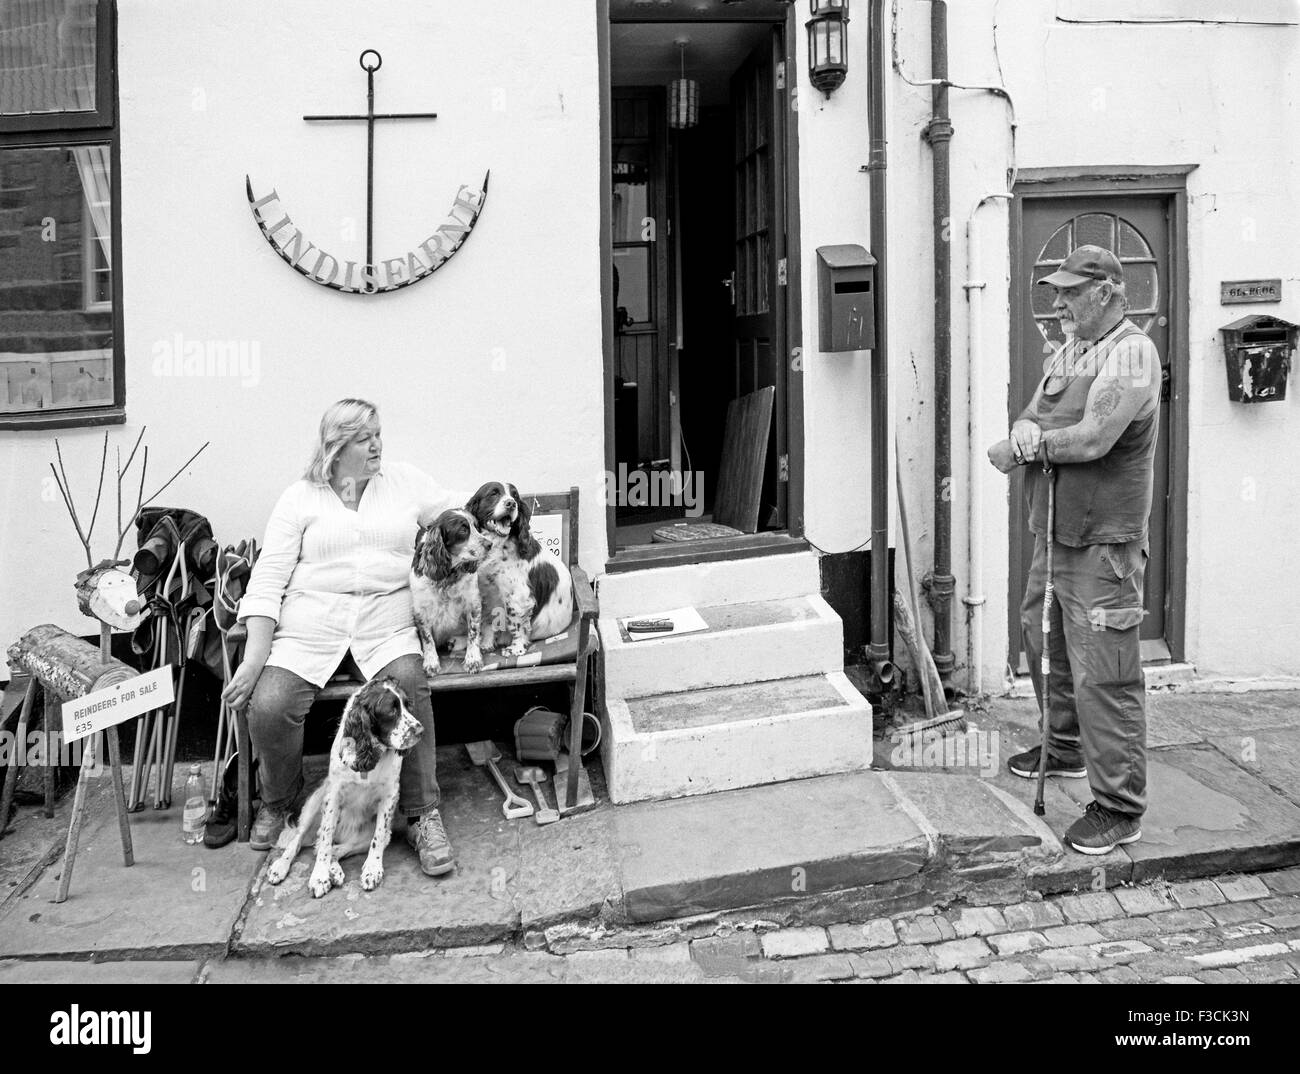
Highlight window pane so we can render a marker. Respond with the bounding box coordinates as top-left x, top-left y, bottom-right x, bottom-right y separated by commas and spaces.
611, 143, 649, 243
612, 245, 650, 325
0, 0, 99, 116
0, 144, 113, 414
